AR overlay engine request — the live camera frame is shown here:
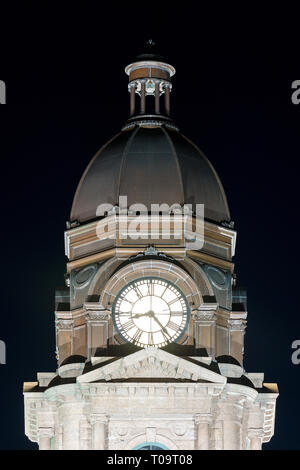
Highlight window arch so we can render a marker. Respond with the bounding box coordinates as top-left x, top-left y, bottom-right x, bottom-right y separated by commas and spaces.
133, 442, 168, 450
